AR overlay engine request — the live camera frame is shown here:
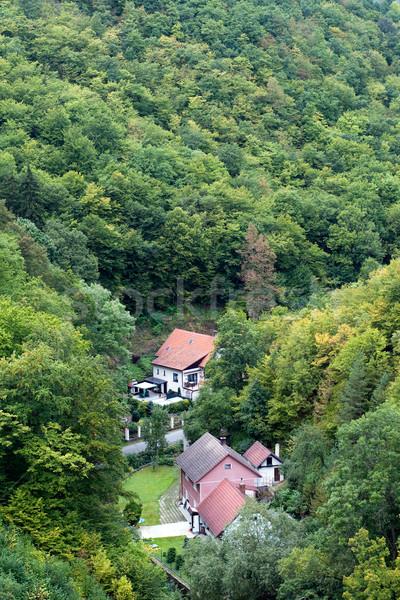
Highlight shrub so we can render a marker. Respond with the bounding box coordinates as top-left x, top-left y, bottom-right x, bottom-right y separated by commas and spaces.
168, 400, 190, 414
175, 554, 184, 569
163, 441, 184, 456
124, 495, 142, 526
130, 409, 141, 423
166, 547, 177, 563
125, 451, 151, 470
159, 456, 174, 466
128, 423, 137, 435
